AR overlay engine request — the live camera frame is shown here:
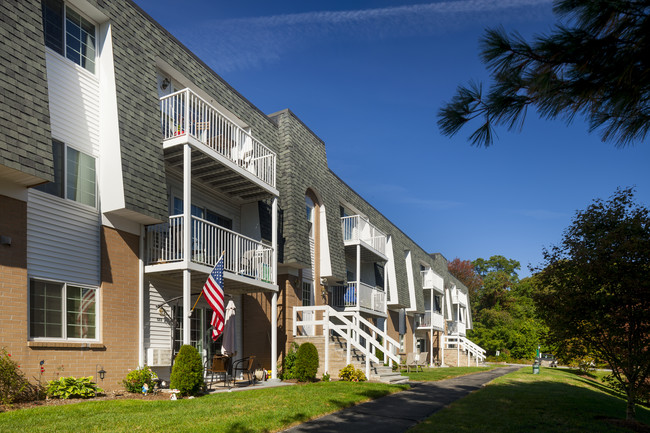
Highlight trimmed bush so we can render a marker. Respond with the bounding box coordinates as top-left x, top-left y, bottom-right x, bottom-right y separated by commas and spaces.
123, 365, 158, 393
295, 342, 319, 382
0, 348, 44, 405
280, 342, 300, 380
170, 345, 203, 396
338, 364, 367, 382
46, 376, 101, 399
